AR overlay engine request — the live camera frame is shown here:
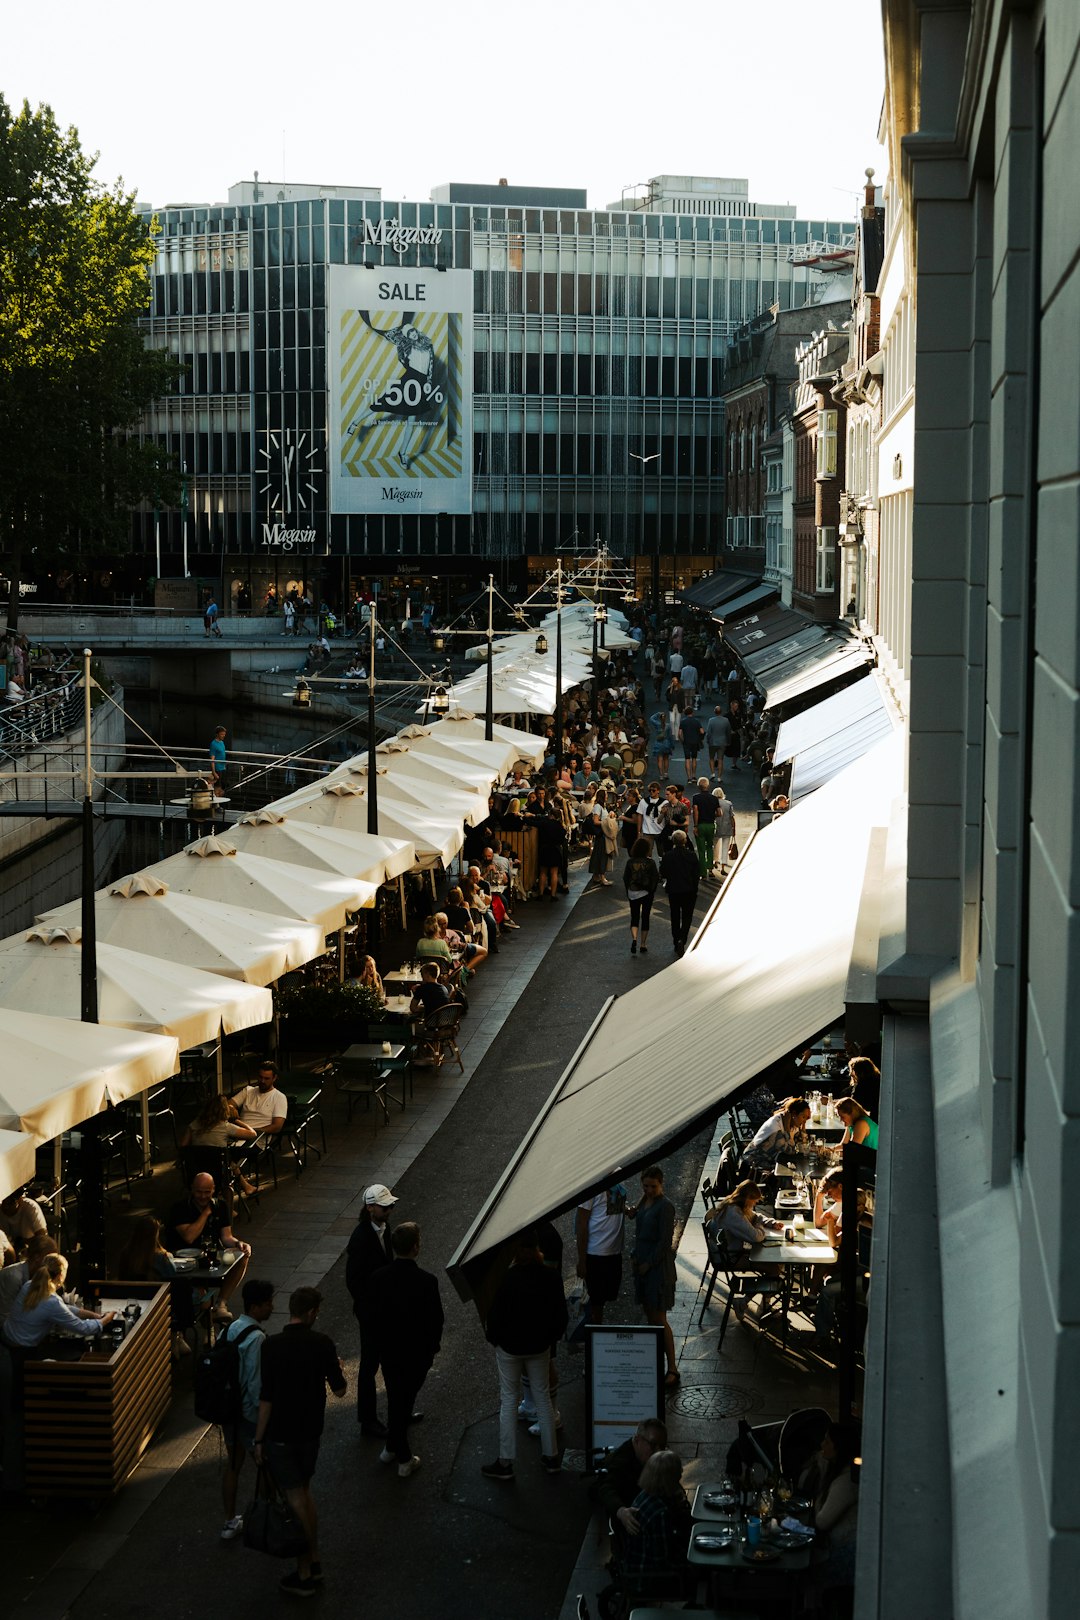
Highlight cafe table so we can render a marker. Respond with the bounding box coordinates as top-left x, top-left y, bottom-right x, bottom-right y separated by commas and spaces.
383, 994, 416, 1017
686, 1520, 813, 1619
383, 967, 424, 992
23, 1281, 172, 1498
746, 1229, 837, 1347
340, 1040, 407, 1114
